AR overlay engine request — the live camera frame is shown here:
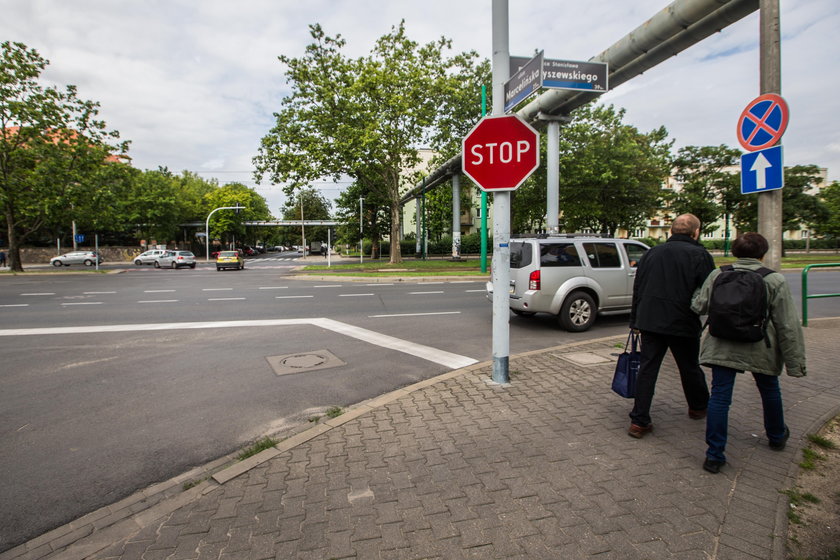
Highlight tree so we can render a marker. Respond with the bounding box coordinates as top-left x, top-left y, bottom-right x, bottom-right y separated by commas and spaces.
280, 186, 332, 246
555, 104, 672, 236
0, 41, 126, 271
669, 145, 742, 237
254, 22, 480, 263
816, 181, 840, 242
